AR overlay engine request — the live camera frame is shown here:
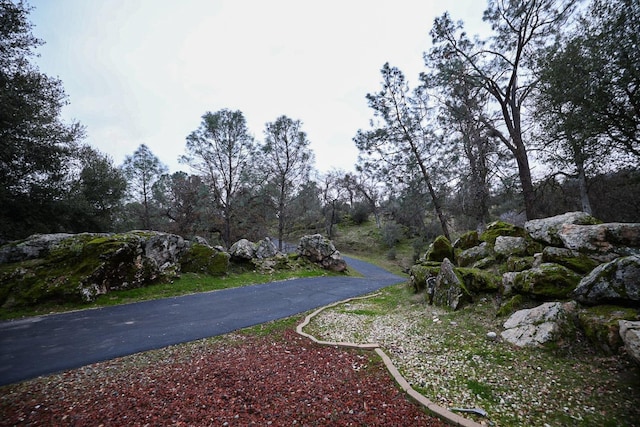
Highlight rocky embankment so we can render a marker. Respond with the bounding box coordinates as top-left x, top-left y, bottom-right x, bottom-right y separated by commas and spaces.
0, 232, 345, 309
409, 212, 640, 364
